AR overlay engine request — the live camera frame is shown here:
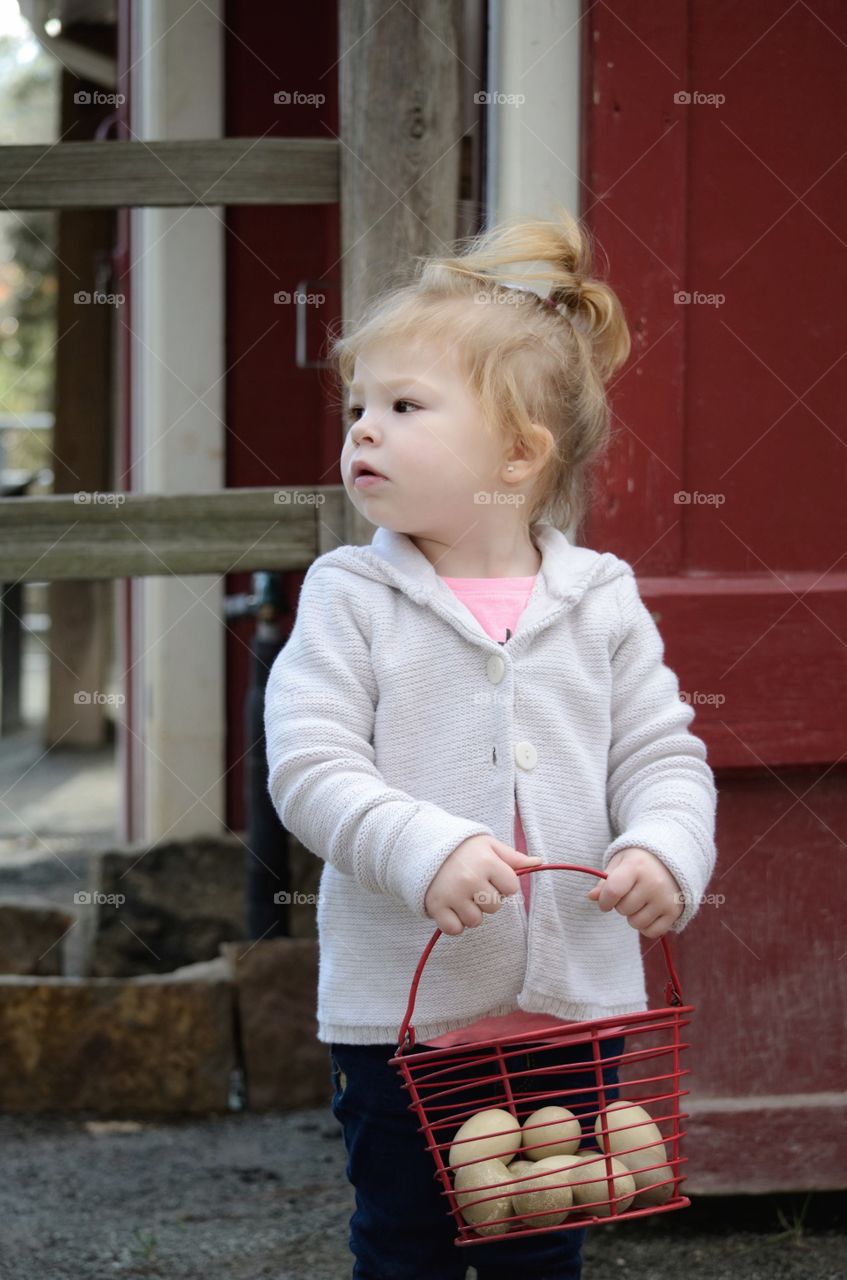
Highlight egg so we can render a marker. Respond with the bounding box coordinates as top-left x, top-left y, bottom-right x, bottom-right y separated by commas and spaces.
520, 1105, 582, 1160
448, 1108, 522, 1169
453, 1158, 516, 1236
595, 1100, 667, 1162
498, 1158, 537, 1196
510, 1155, 575, 1228
626, 1156, 676, 1207
594, 1101, 673, 1207
565, 1150, 636, 1216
